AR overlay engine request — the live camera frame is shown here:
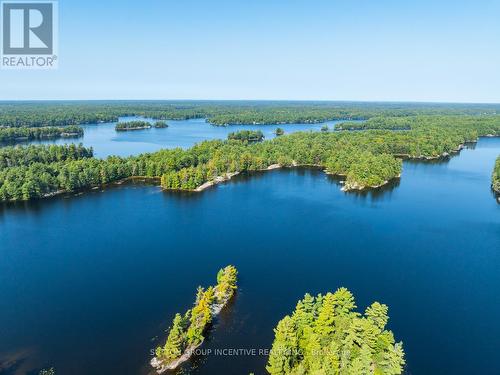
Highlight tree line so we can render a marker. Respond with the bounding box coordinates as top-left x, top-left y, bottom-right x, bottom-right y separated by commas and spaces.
227, 130, 264, 142
2, 101, 500, 128
0, 144, 92, 170
115, 120, 169, 131
336, 115, 500, 137
266, 288, 405, 375
0, 125, 83, 143
0, 124, 479, 201
115, 121, 152, 131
